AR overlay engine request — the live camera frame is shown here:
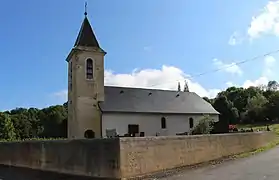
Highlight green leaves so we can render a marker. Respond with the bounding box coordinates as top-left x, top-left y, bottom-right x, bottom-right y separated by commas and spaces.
0, 104, 67, 141
191, 115, 215, 135
0, 113, 16, 140
207, 80, 279, 126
